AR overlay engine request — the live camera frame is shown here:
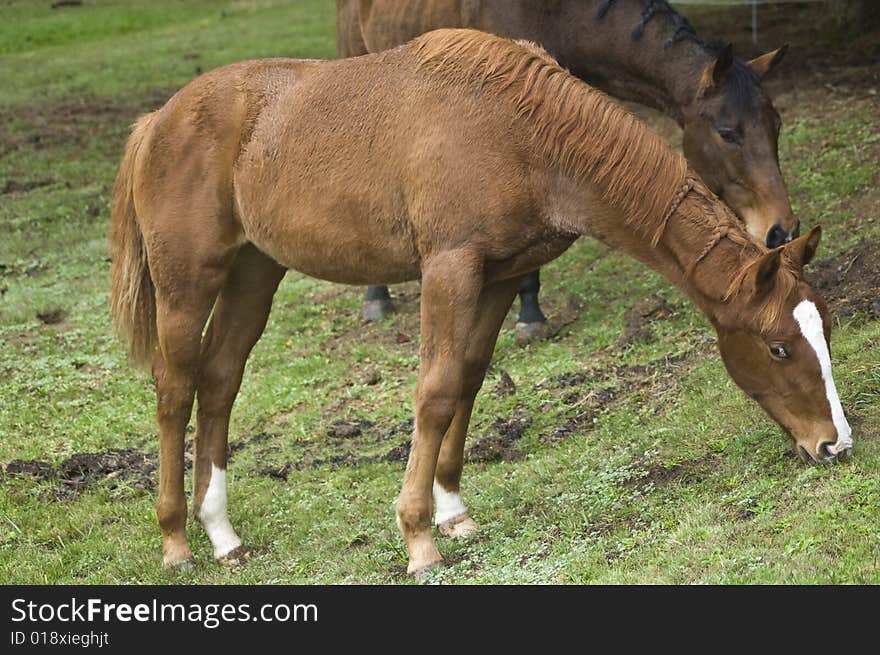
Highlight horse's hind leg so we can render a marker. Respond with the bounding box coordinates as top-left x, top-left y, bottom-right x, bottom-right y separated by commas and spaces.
434, 276, 522, 539
191, 245, 285, 564
152, 245, 237, 567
